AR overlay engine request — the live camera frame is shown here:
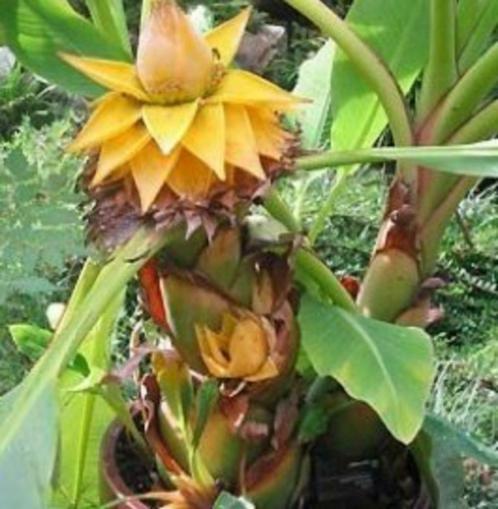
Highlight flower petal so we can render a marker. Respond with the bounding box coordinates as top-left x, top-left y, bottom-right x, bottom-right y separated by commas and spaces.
208, 70, 304, 108
142, 100, 199, 155
94, 124, 151, 184
70, 93, 142, 152
182, 103, 226, 180
130, 142, 181, 211
225, 104, 264, 179
60, 54, 149, 101
197, 326, 230, 377
166, 149, 215, 199
204, 7, 251, 67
